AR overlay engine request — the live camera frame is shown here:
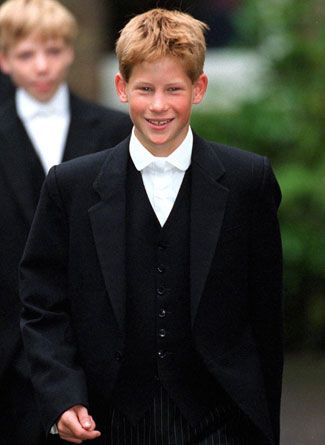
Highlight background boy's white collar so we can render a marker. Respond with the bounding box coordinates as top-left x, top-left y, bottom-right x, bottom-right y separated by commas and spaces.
16, 83, 69, 120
